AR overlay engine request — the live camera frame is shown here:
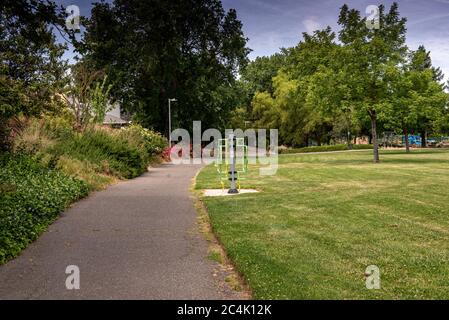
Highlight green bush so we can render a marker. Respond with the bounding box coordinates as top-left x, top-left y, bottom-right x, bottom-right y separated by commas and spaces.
41, 115, 75, 141
279, 144, 373, 154
48, 128, 147, 179
117, 124, 167, 156
1, 119, 167, 264
352, 144, 374, 150
15, 119, 168, 181
0, 153, 88, 264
